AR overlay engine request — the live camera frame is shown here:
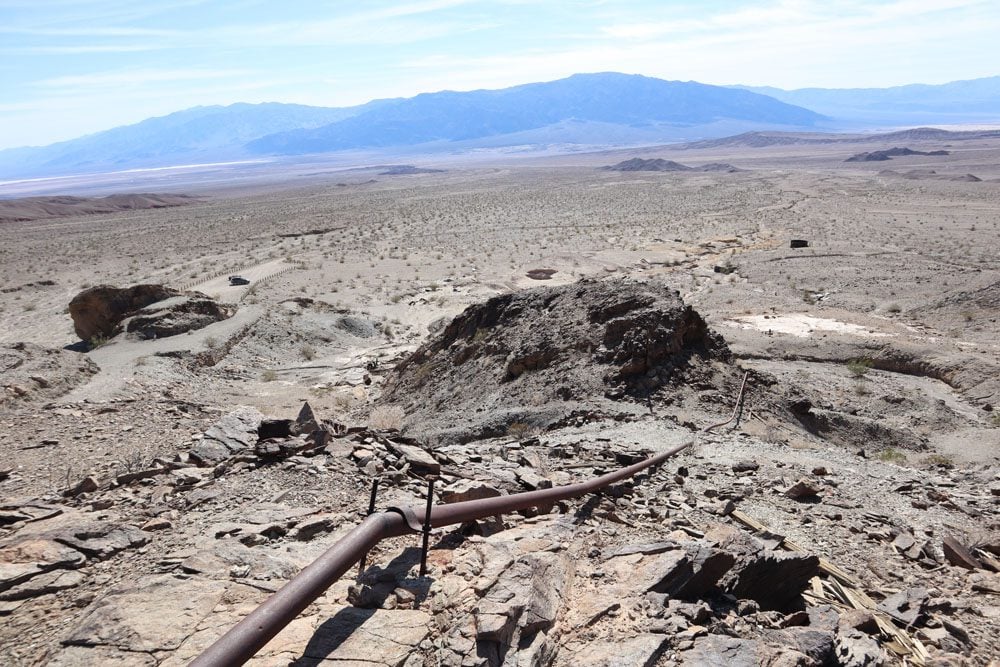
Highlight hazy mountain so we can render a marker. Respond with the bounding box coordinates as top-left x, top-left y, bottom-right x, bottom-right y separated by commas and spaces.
0, 102, 380, 179
247, 73, 825, 155
738, 76, 1000, 125
8, 72, 998, 181
678, 127, 1000, 150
